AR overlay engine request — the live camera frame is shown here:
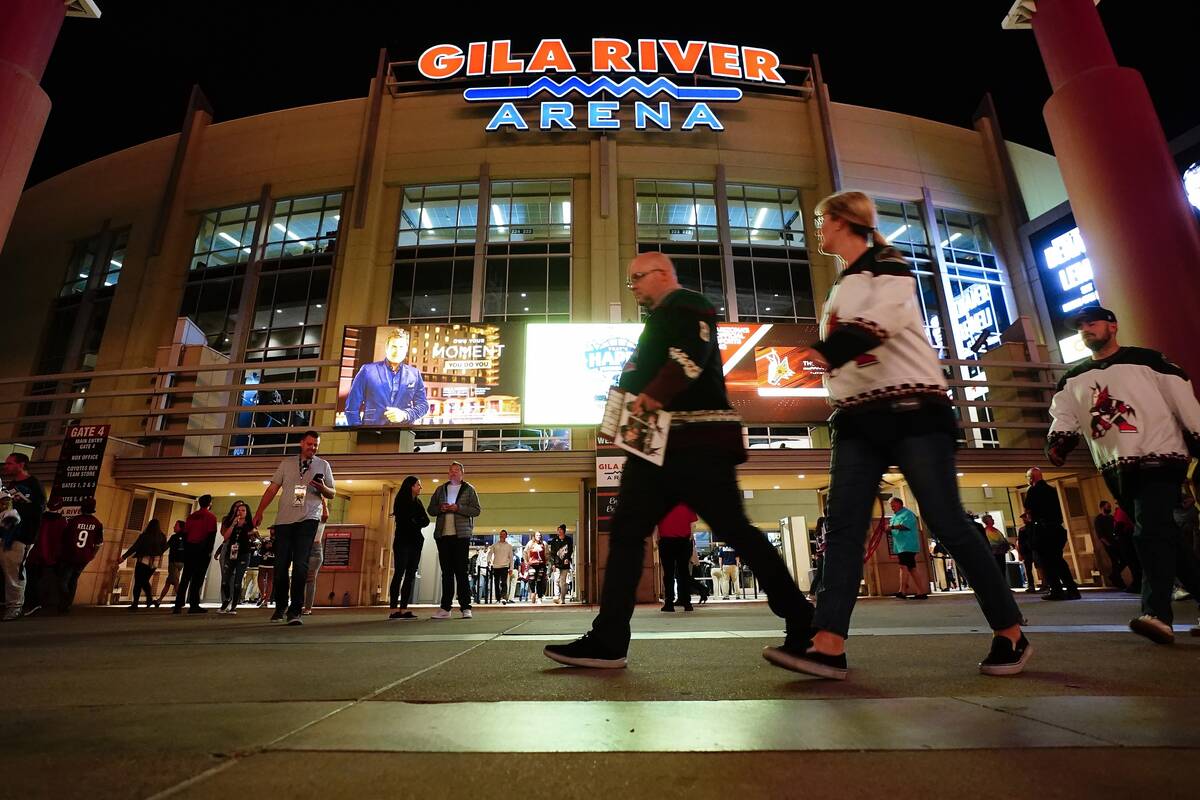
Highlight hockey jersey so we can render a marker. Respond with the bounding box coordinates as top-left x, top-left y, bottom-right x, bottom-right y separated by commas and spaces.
813, 245, 947, 408
1046, 346, 1200, 474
